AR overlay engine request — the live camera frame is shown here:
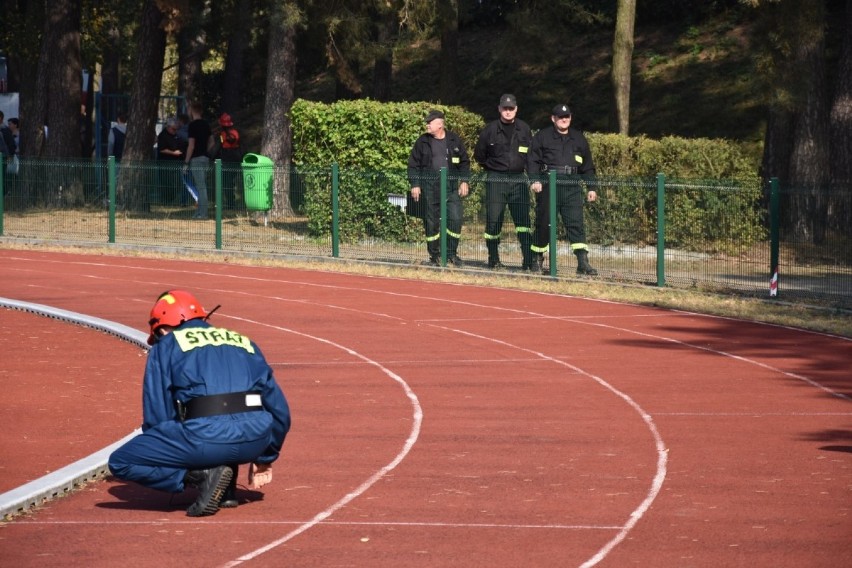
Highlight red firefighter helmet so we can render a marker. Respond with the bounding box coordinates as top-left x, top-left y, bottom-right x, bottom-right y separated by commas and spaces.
147, 289, 209, 345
